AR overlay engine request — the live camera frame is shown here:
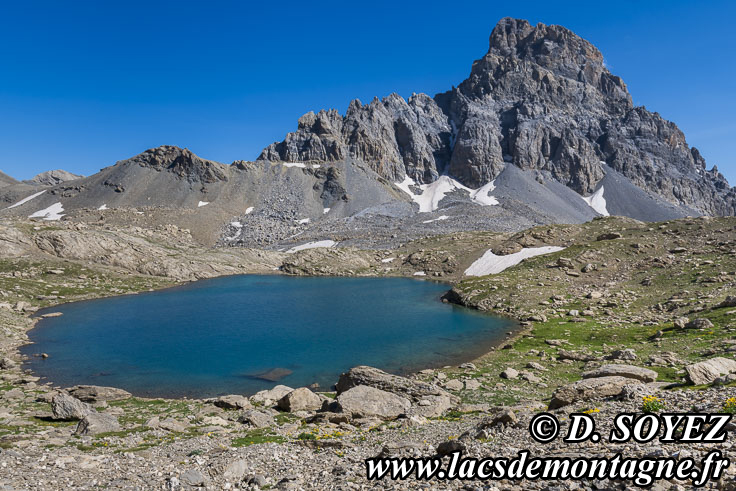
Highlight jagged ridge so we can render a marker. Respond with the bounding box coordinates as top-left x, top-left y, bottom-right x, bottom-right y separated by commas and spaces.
260, 17, 734, 216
